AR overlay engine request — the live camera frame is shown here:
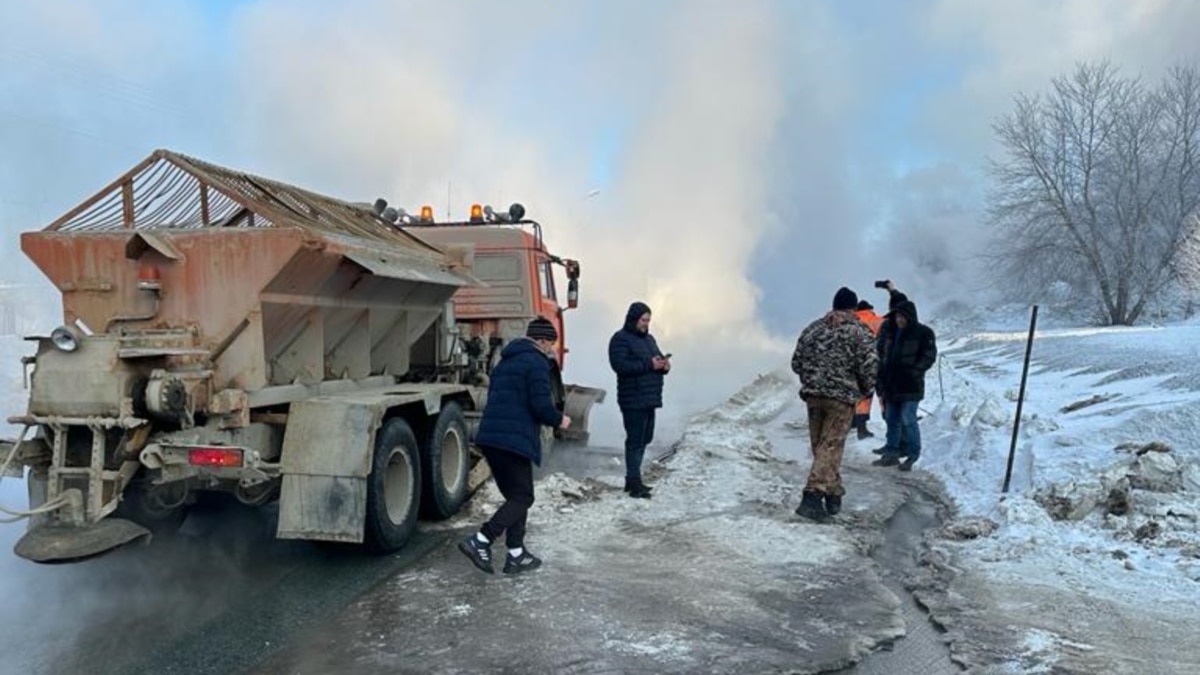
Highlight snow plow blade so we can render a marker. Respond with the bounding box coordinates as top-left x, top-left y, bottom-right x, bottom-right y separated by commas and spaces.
560, 384, 606, 444
14, 519, 151, 564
